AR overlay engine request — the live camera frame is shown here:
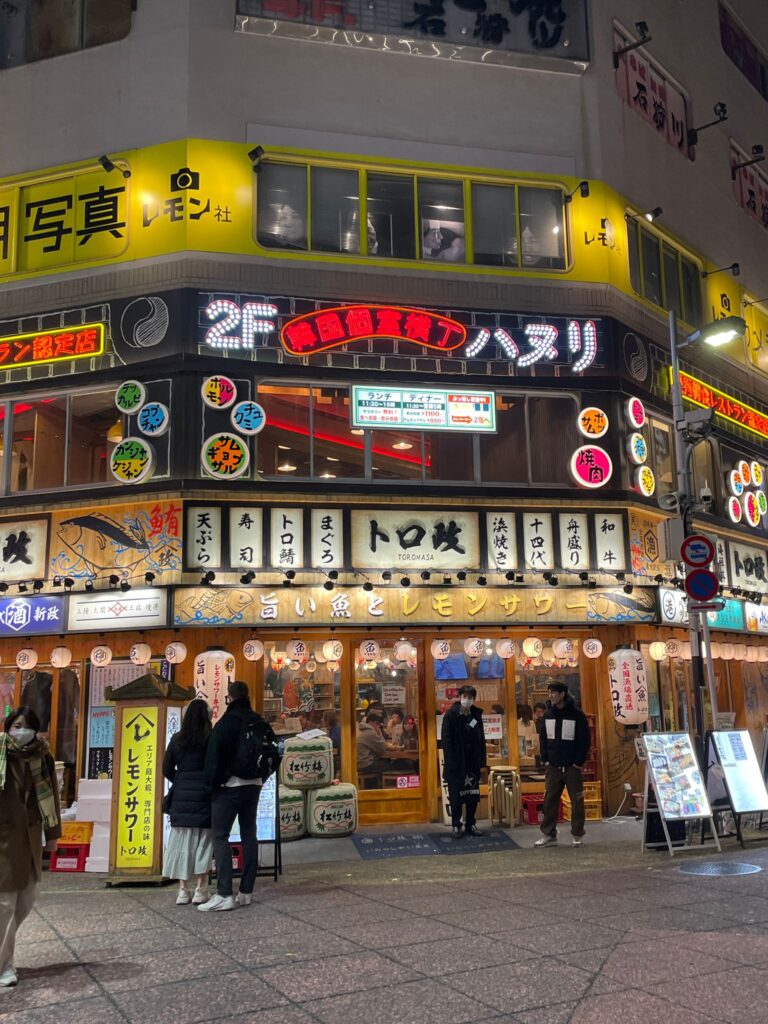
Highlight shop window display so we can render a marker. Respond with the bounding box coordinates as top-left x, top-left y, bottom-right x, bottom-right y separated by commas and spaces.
515, 641, 582, 780
355, 643, 420, 791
